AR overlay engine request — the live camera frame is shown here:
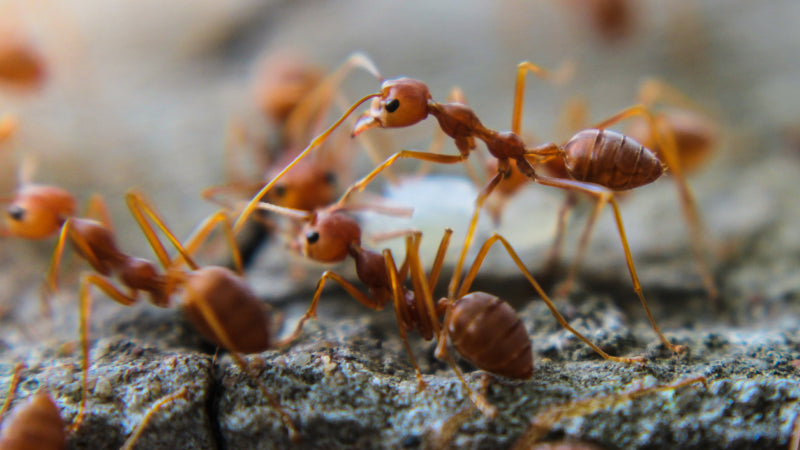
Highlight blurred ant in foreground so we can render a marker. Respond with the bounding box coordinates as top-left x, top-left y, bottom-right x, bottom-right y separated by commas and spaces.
0, 363, 191, 449
43, 190, 297, 440
258, 196, 650, 417
235, 55, 694, 354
